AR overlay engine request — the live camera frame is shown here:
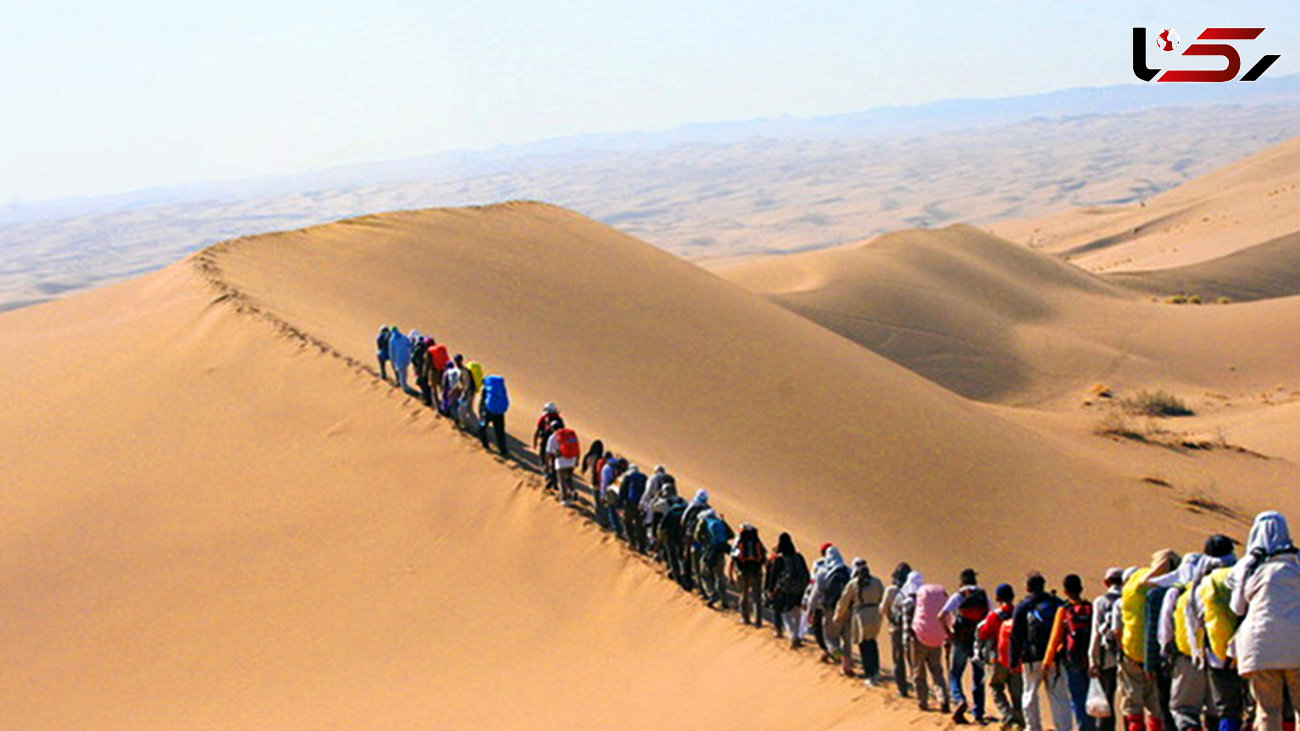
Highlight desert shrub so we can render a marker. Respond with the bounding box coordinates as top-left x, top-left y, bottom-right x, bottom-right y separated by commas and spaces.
1094, 411, 1146, 440
1216, 296, 1233, 305
1123, 389, 1193, 417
